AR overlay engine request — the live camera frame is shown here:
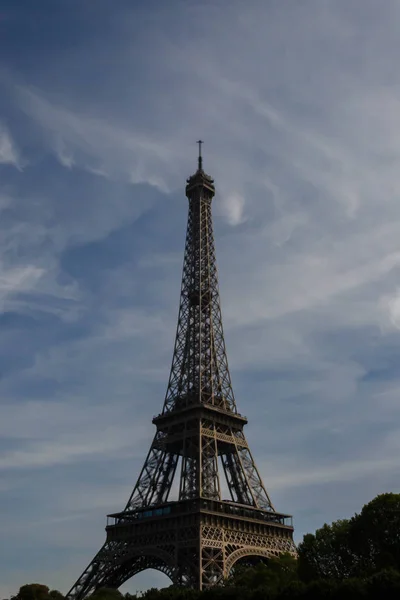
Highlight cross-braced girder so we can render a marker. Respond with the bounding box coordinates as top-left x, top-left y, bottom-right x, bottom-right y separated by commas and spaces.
66, 156, 295, 600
